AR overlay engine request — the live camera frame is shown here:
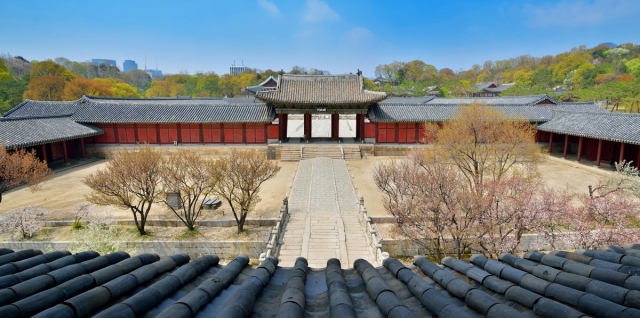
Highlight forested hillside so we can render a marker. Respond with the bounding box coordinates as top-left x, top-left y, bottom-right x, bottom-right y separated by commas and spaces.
1, 42, 639, 114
